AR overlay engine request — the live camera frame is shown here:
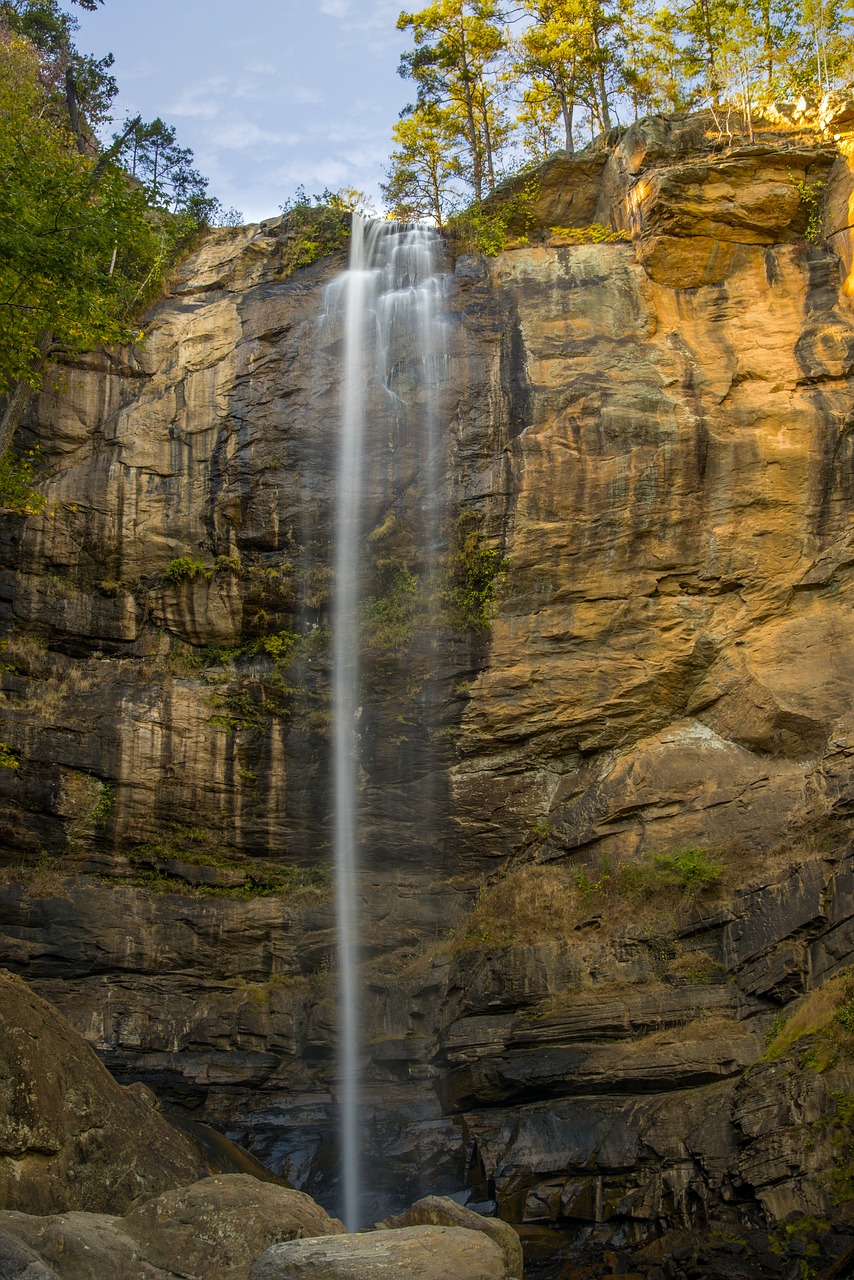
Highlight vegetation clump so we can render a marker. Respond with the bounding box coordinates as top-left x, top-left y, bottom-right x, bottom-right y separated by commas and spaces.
126, 824, 331, 900
278, 186, 357, 274
0, 6, 240, 465
549, 223, 630, 244
452, 846, 726, 951
443, 507, 509, 633
763, 970, 854, 1064
0, 451, 48, 515
161, 557, 212, 585
360, 557, 418, 651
